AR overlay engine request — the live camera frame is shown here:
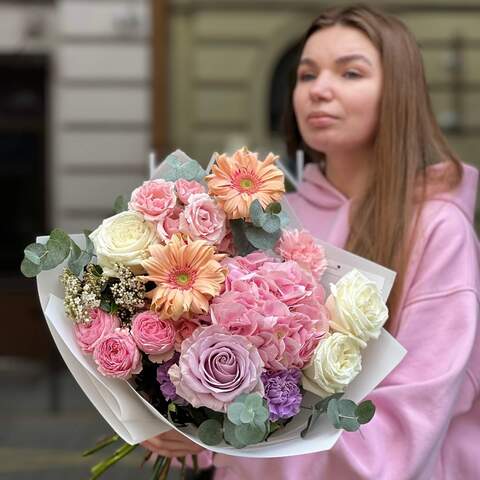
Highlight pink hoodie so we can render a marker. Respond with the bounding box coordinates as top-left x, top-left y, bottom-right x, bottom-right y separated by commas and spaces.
204, 162, 480, 480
